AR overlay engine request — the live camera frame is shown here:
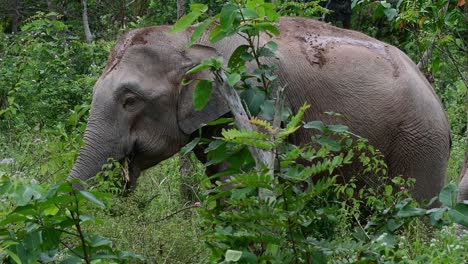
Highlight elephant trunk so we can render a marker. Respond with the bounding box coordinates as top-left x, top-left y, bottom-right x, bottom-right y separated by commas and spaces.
68, 117, 124, 184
